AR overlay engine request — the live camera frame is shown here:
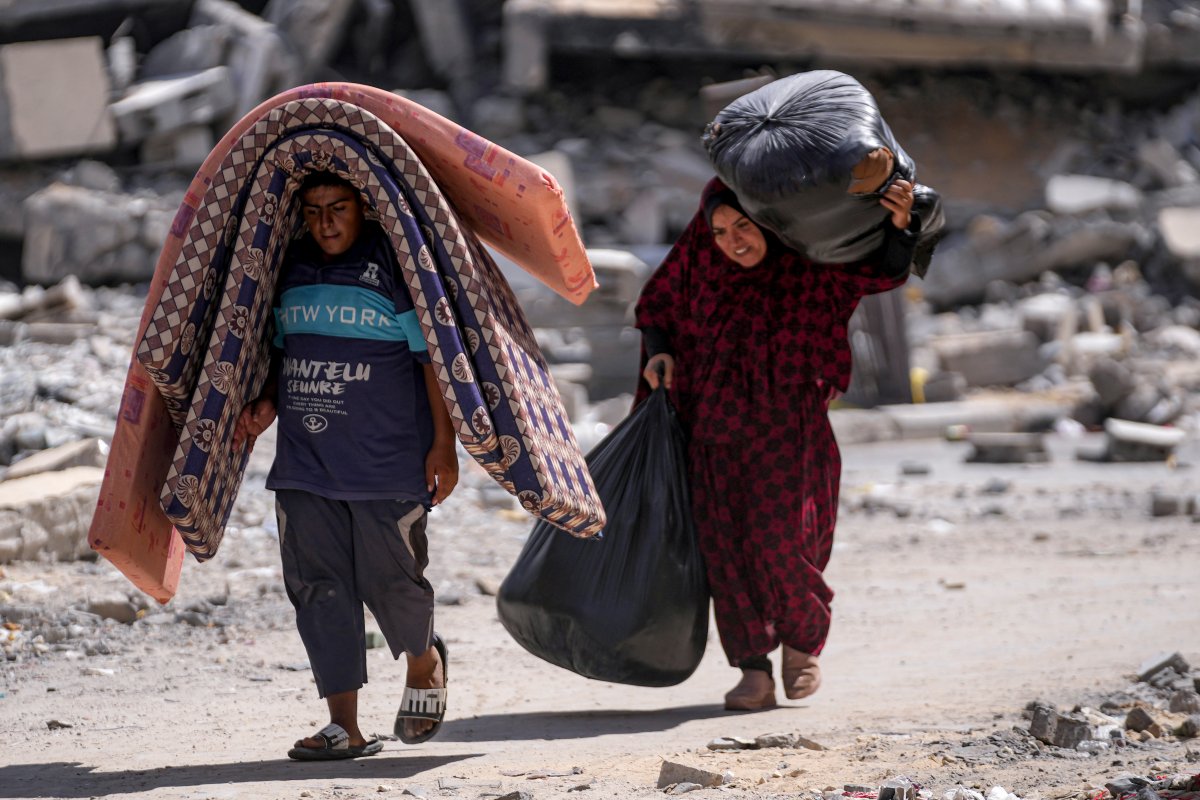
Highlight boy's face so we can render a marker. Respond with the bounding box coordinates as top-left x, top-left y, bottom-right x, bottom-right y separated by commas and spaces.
301, 184, 364, 258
